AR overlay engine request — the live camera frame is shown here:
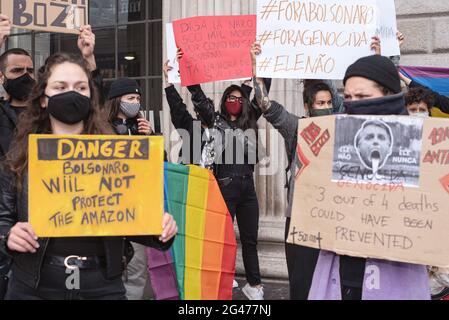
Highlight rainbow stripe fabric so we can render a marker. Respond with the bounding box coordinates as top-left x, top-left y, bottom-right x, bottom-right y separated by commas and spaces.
400, 66, 449, 118
164, 162, 236, 300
